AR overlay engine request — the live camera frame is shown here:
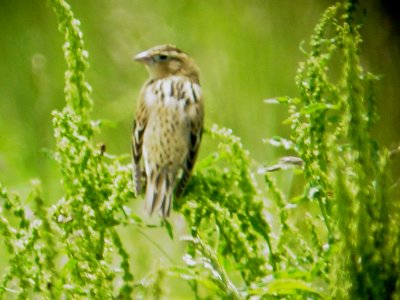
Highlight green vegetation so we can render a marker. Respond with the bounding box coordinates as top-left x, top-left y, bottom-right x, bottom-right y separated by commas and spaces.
1, 0, 399, 299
